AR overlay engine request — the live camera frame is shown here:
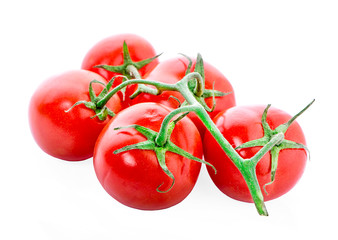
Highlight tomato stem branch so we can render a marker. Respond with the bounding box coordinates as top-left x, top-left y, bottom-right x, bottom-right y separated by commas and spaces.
95, 65, 305, 216
126, 65, 159, 97
175, 74, 274, 216
96, 79, 177, 108
155, 105, 200, 147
